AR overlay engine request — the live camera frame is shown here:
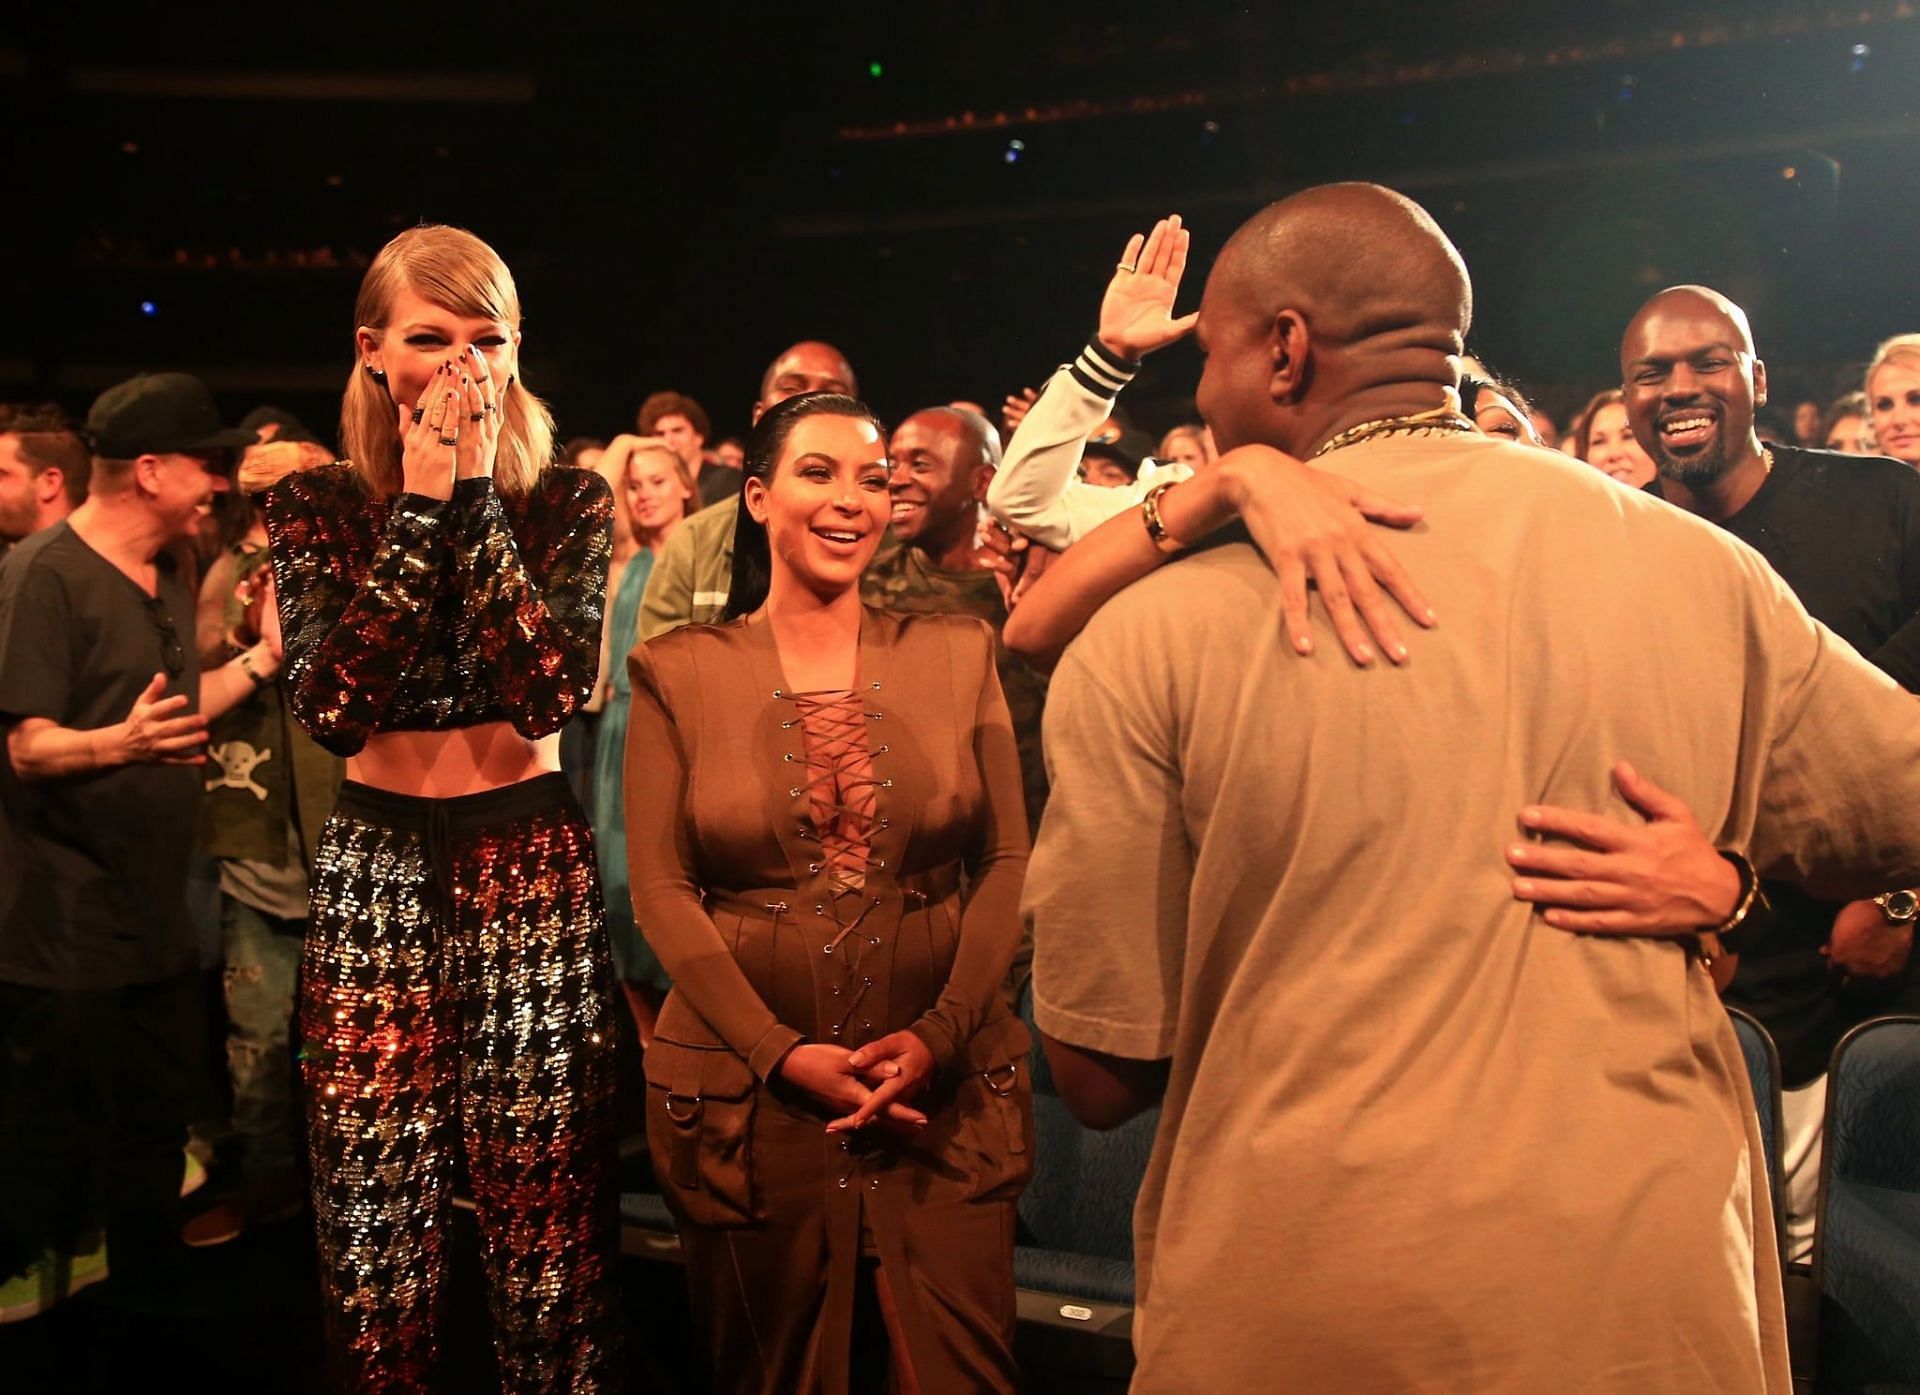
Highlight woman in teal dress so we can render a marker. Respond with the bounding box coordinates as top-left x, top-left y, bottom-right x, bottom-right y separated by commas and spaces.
590, 435, 693, 1041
